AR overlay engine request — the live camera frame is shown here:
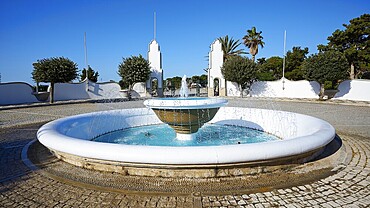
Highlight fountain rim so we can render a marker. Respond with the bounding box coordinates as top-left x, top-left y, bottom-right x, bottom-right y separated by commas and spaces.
143, 97, 228, 109
36, 107, 336, 165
